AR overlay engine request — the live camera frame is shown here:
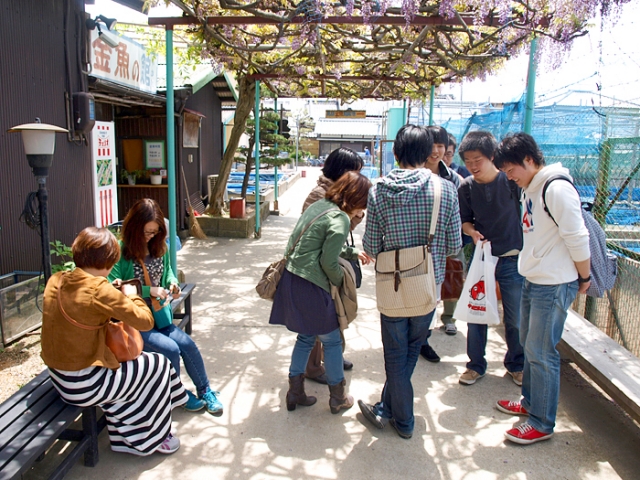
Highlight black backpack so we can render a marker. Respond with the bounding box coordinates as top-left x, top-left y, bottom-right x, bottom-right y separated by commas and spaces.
542, 176, 617, 297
